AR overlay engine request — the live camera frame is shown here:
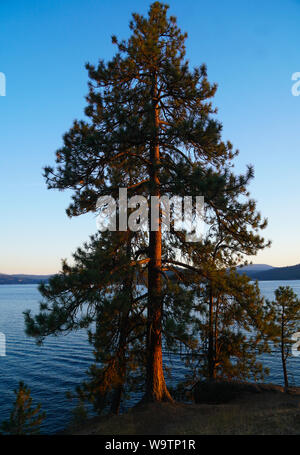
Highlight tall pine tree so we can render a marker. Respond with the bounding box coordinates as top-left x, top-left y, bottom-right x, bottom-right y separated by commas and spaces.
25, 2, 269, 402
